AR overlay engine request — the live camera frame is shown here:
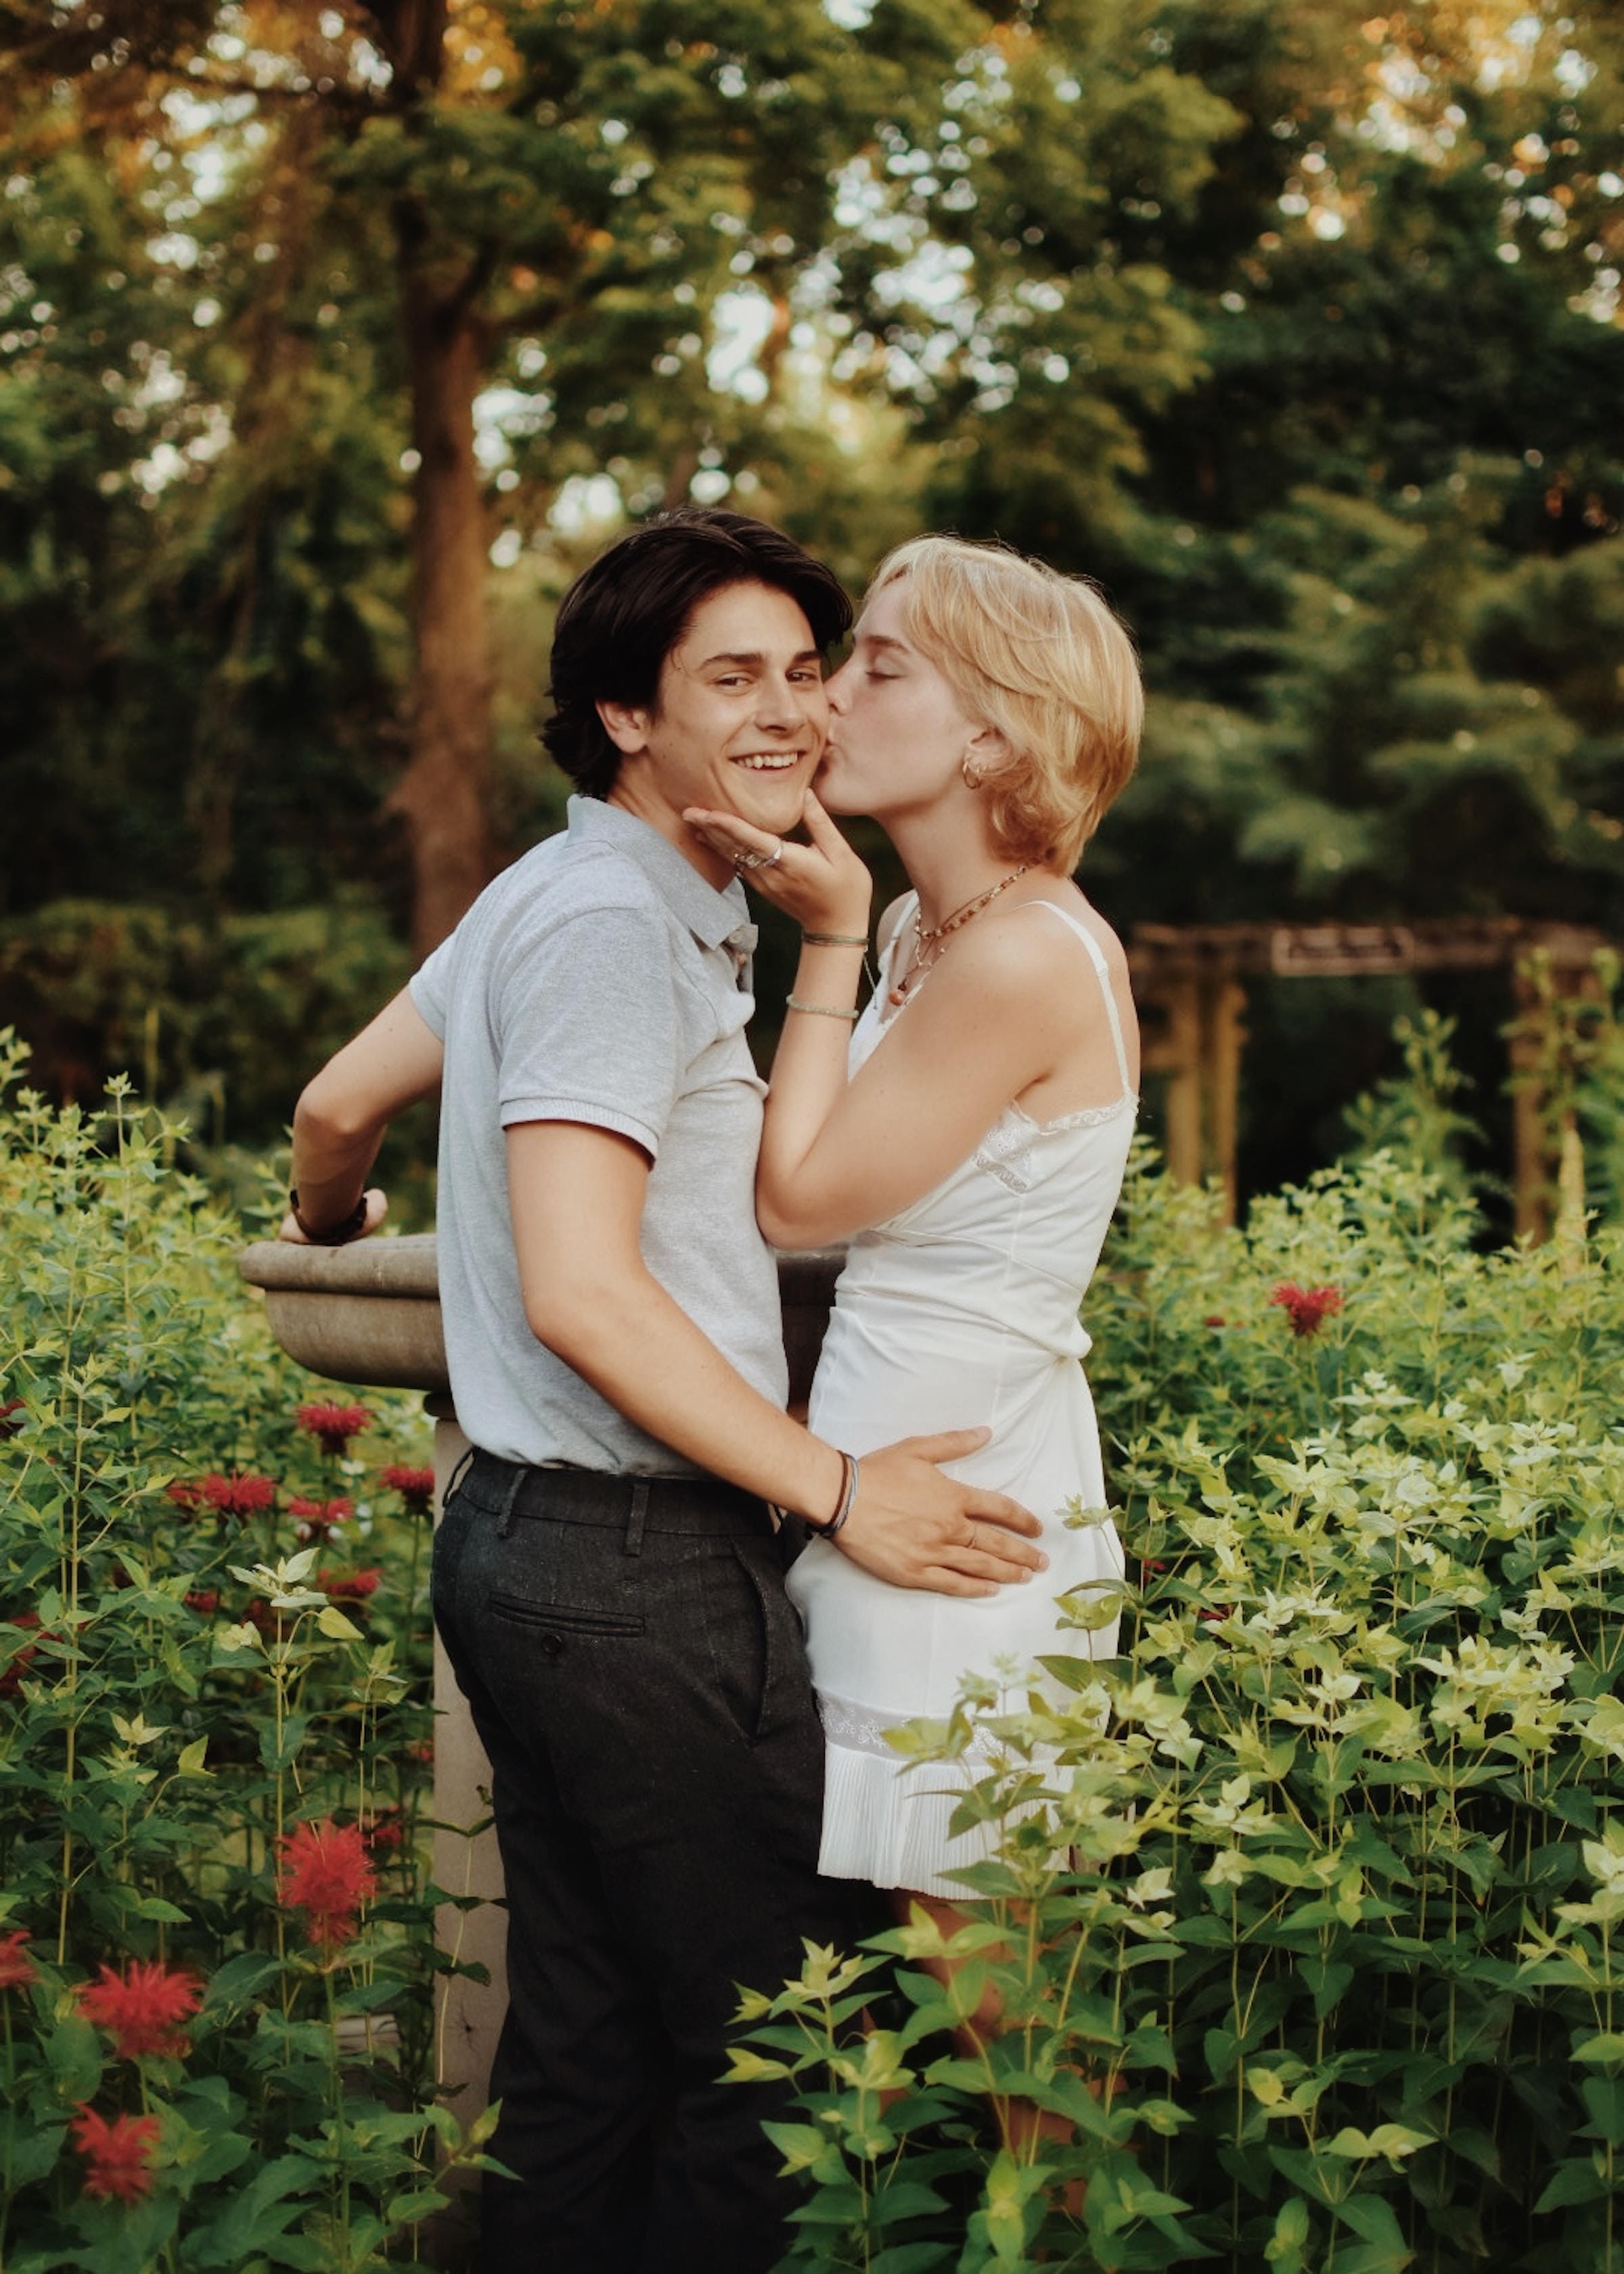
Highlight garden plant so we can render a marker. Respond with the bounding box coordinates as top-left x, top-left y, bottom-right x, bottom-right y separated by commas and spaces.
0, 1032, 493, 2271
736, 1021, 1624, 2271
